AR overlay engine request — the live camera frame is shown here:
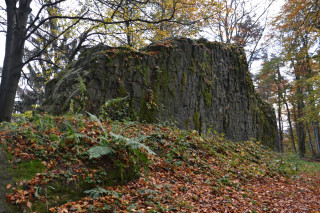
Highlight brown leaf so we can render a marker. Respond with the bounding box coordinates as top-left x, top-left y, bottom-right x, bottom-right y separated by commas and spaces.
27, 201, 32, 208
